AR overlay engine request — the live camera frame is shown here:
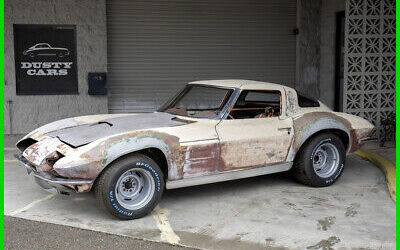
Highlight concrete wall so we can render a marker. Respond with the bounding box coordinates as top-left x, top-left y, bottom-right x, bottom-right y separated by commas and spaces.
4, 0, 108, 135
296, 0, 345, 109
319, 0, 345, 109
296, 0, 321, 99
